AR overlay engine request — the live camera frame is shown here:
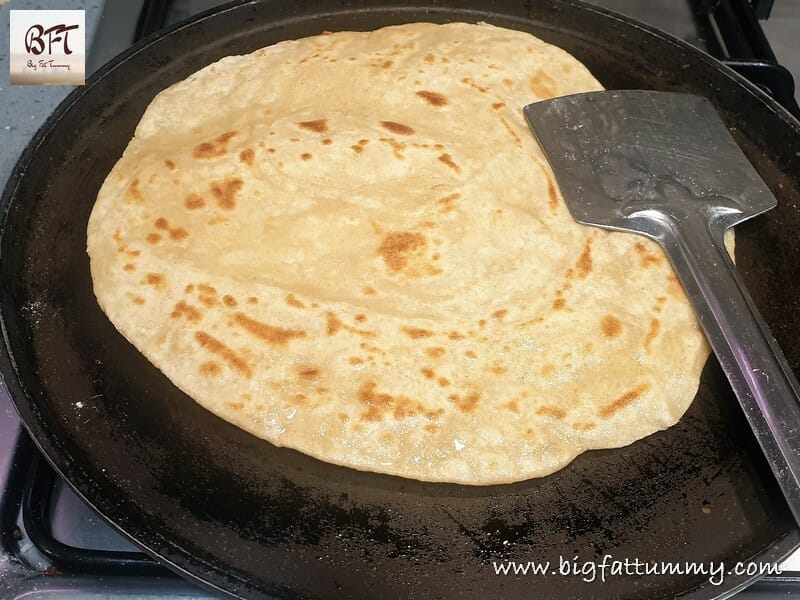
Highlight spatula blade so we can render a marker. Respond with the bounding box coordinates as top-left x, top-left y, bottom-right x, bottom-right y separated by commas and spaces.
523, 90, 776, 231
525, 91, 800, 525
